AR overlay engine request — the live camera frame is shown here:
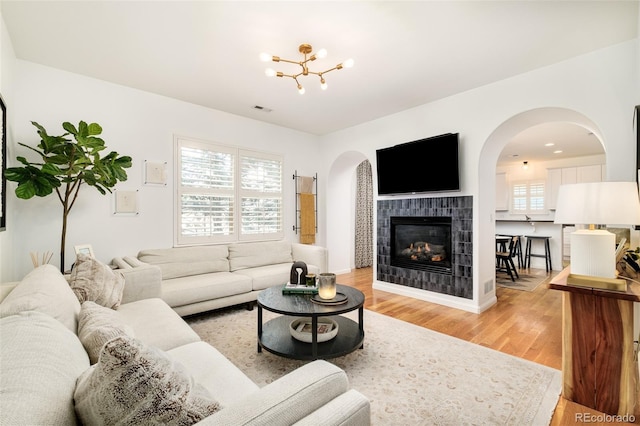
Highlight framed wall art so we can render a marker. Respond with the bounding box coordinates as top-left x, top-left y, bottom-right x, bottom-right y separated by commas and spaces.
144, 160, 167, 186
113, 189, 139, 215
